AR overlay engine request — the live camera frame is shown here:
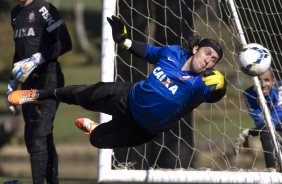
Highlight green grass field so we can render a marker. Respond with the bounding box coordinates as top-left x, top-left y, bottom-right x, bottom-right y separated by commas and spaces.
0, 63, 101, 182
53, 64, 101, 143
0, 1, 103, 182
